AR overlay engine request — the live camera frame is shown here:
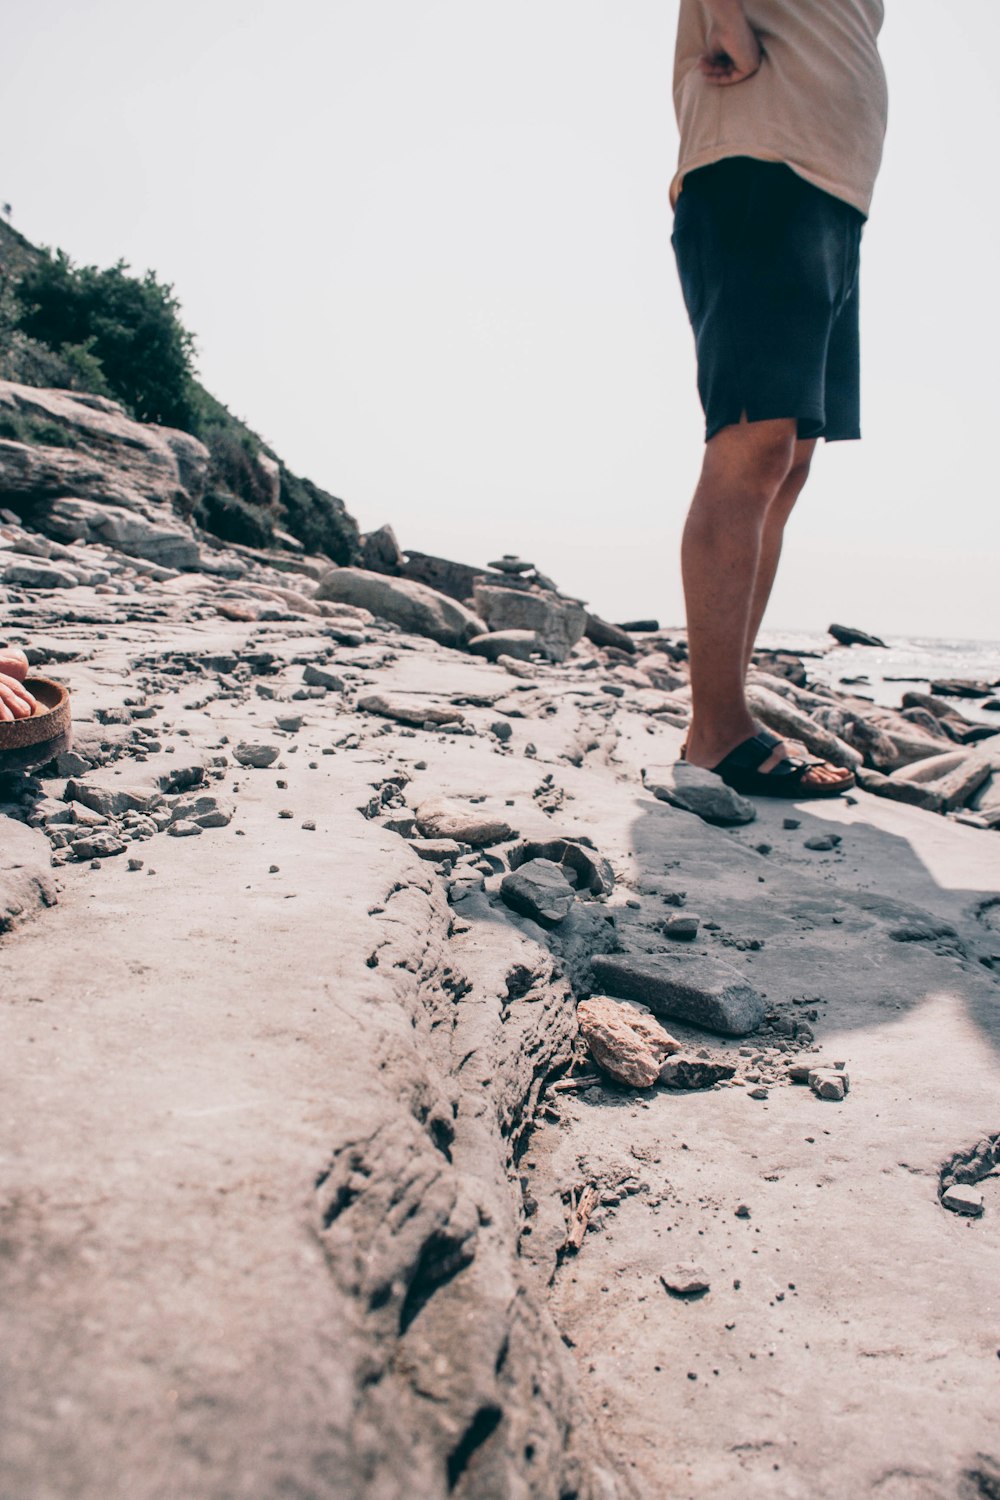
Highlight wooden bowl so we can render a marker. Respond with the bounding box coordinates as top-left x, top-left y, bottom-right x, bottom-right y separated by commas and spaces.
0, 676, 72, 753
